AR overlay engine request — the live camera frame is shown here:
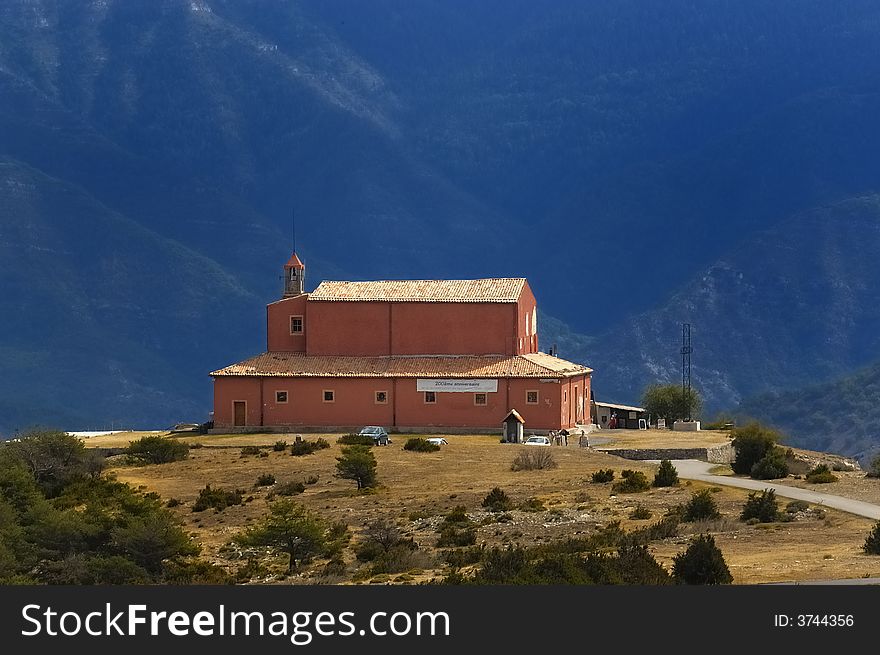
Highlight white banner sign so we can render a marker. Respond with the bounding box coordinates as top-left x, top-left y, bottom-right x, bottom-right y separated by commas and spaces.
417, 379, 498, 393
